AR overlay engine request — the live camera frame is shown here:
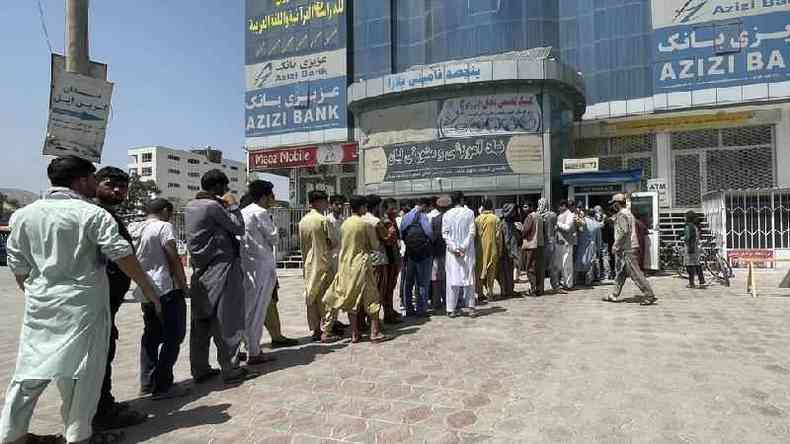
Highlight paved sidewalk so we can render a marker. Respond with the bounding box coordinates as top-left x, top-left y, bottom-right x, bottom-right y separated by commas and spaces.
1, 269, 790, 443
